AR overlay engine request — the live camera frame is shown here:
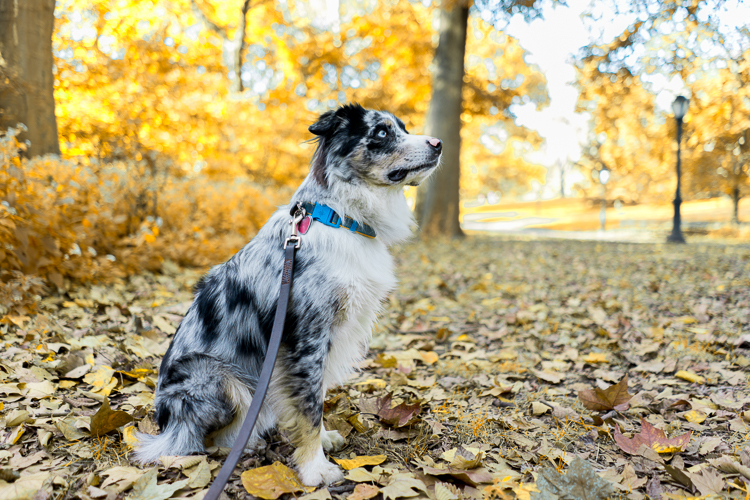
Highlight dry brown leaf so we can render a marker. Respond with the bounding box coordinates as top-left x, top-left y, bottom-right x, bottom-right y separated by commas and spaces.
614, 419, 691, 455
380, 474, 427, 500
90, 398, 134, 436
531, 369, 564, 384
348, 484, 380, 500
421, 465, 493, 487
373, 393, 421, 428
577, 375, 632, 412
686, 468, 724, 497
